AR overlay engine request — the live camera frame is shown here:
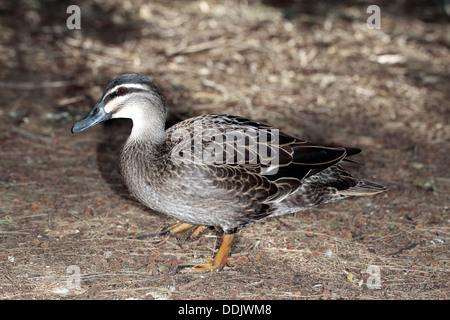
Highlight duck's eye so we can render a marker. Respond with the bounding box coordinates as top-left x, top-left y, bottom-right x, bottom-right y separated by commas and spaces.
118, 88, 127, 95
